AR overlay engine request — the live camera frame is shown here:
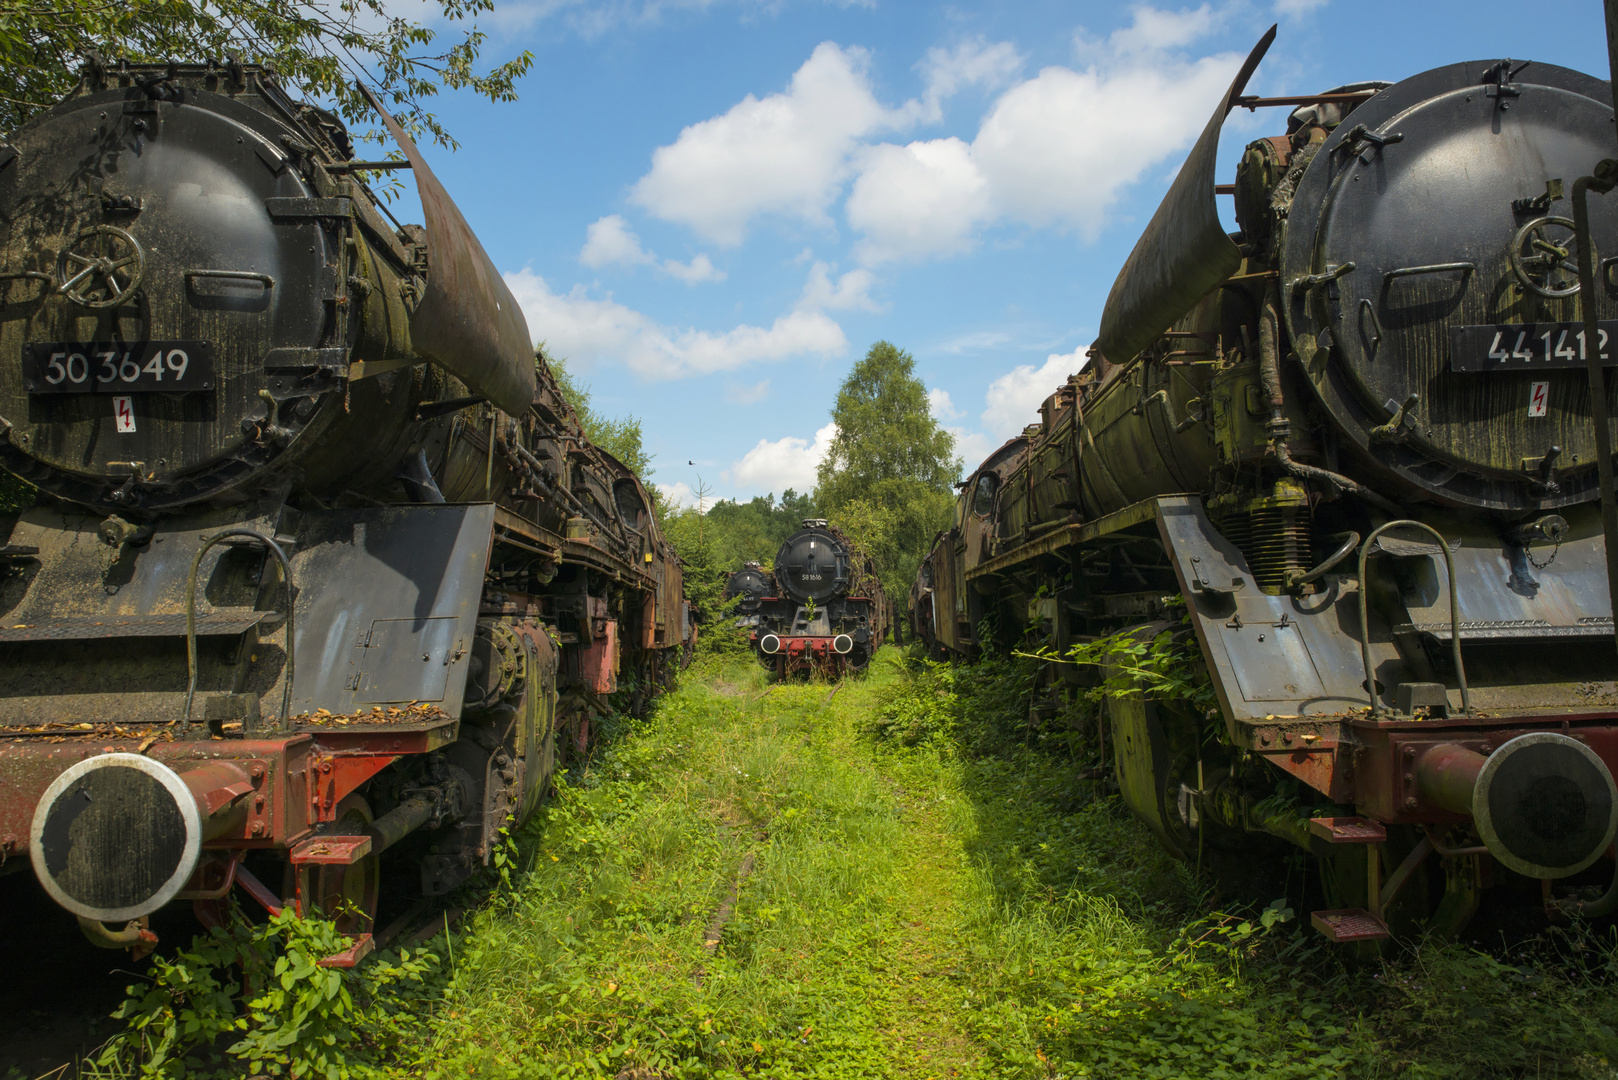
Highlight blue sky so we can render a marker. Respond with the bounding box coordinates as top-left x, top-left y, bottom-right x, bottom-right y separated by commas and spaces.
386, 0, 1614, 507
